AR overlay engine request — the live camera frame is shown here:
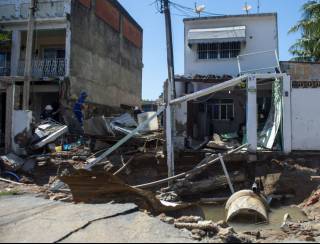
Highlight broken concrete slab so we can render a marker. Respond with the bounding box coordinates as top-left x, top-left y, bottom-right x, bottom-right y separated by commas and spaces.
0, 195, 194, 243
60, 169, 193, 215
